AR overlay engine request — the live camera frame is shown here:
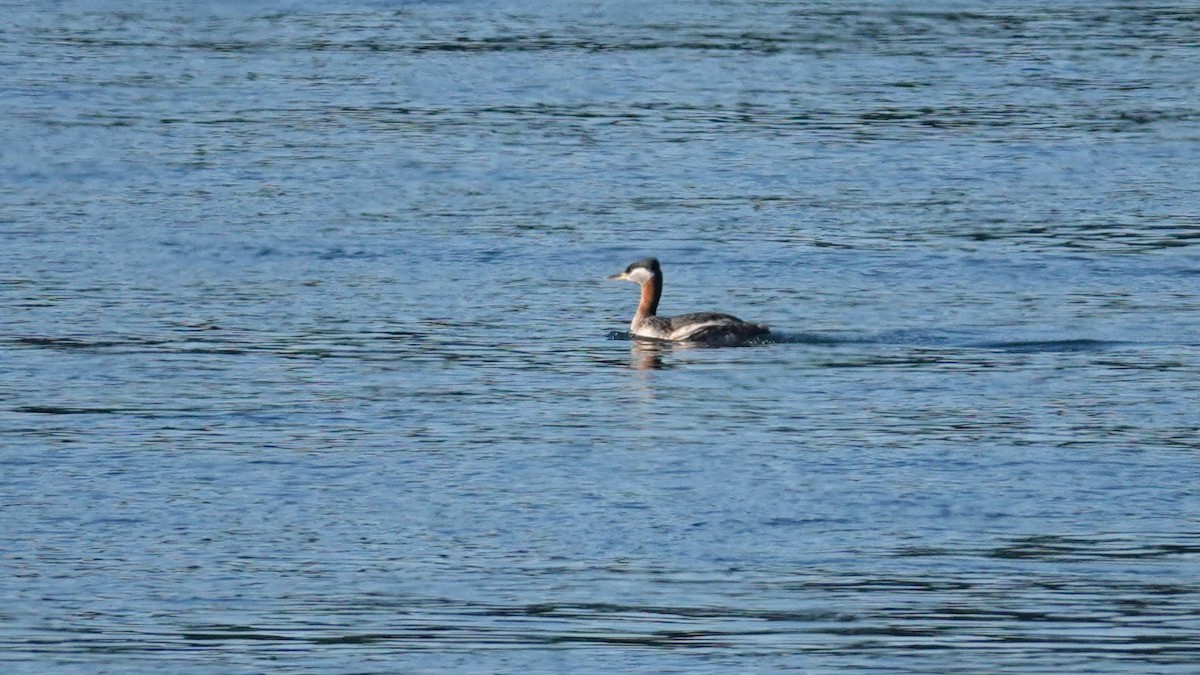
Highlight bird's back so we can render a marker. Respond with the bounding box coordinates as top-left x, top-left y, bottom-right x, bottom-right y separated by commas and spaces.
641, 312, 769, 343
